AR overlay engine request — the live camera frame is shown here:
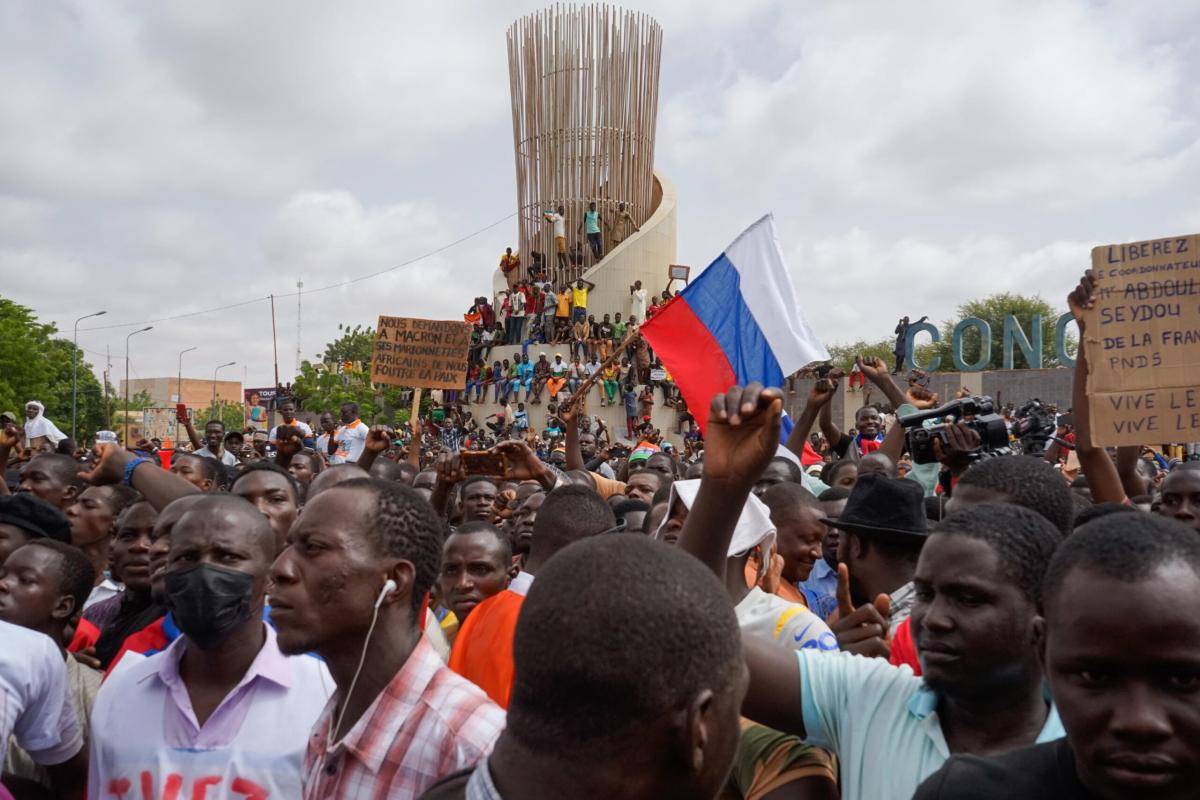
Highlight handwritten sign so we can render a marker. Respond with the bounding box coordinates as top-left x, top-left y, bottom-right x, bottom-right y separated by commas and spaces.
142, 407, 190, 442
1086, 234, 1200, 446
370, 316, 472, 390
